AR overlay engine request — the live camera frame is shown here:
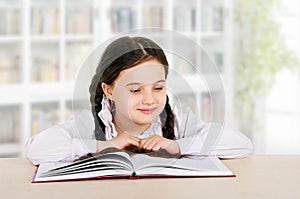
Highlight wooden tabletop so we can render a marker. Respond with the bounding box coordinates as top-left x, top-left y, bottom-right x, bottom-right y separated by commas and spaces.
0, 155, 299, 199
